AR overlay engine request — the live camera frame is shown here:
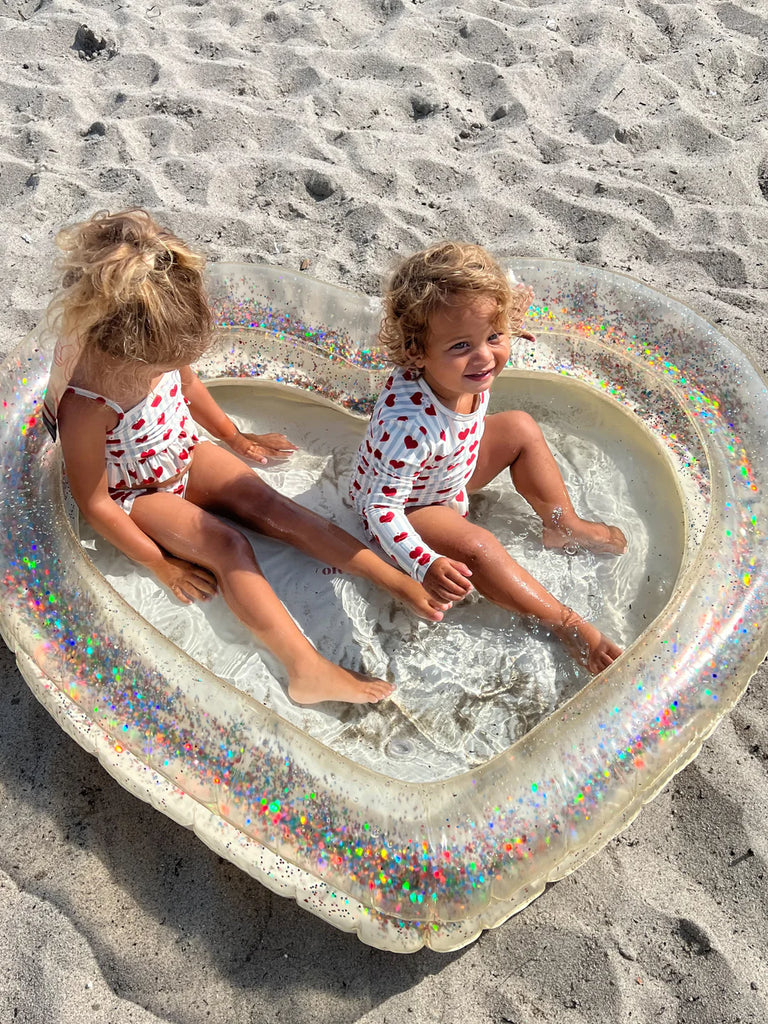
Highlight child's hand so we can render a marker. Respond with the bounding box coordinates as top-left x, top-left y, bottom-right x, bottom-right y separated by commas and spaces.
228, 430, 298, 465
423, 557, 473, 603
155, 555, 218, 605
